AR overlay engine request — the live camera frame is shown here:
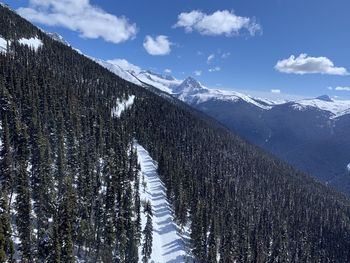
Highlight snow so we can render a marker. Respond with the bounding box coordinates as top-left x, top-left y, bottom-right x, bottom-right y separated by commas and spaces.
18, 37, 43, 51
0, 36, 8, 53
135, 71, 182, 94
136, 143, 192, 263
291, 98, 350, 118
347, 163, 350, 172
174, 78, 274, 109
93, 58, 143, 86
111, 95, 135, 118
105, 59, 181, 93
